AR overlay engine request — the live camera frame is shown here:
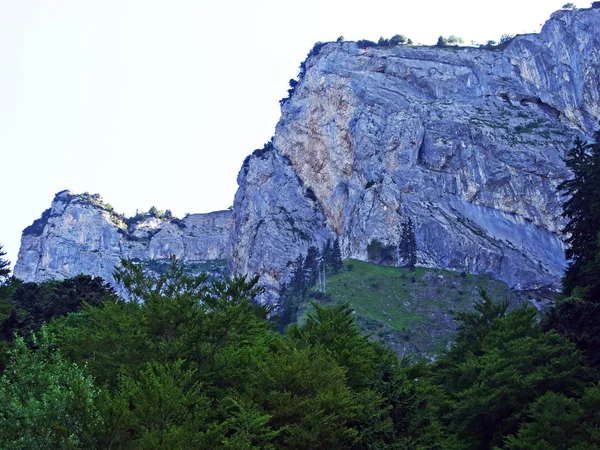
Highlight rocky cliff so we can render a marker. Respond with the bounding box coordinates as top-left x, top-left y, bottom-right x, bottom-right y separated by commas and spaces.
229, 6, 600, 302
14, 191, 232, 290
16, 6, 600, 304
